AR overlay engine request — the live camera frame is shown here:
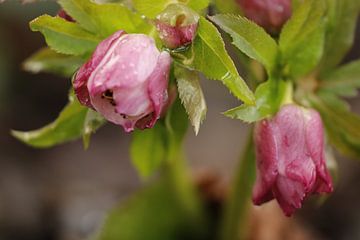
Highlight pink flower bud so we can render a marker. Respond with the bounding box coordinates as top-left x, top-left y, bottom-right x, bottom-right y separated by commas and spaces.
73, 30, 172, 132
253, 104, 333, 216
57, 10, 75, 22
155, 4, 199, 49
237, 0, 291, 34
